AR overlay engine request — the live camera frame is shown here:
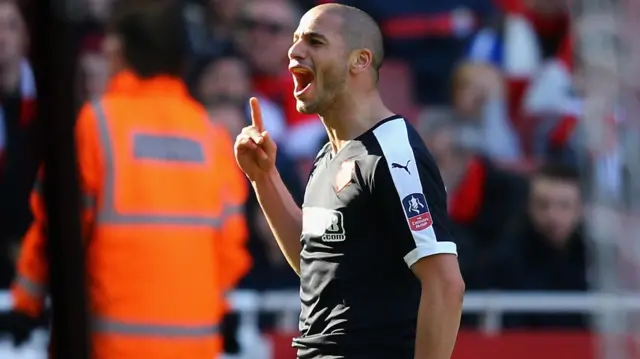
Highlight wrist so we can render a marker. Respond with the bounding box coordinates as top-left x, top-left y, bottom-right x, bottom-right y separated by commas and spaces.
250, 168, 279, 187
